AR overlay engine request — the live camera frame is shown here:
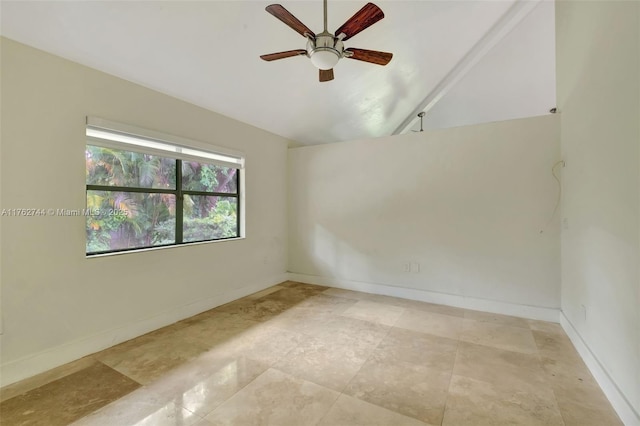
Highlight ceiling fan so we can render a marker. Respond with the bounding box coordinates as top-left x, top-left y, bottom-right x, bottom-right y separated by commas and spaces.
260, 0, 393, 82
